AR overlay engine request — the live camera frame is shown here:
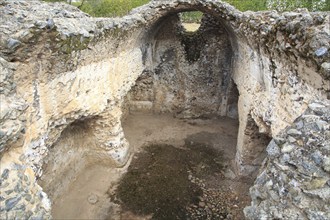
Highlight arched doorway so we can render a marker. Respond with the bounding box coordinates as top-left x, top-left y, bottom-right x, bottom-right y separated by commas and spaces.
119, 9, 250, 219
